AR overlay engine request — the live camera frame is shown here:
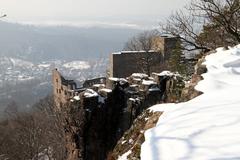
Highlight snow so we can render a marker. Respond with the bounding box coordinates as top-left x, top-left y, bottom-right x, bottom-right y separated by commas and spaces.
99, 88, 112, 93
129, 97, 141, 102
109, 77, 119, 81
129, 98, 136, 101
119, 78, 128, 85
130, 84, 138, 87
122, 50, 156, 54
18, 75, 35, 81
83, 89, 98, 98
113, 50, 156, 55
73, 96, 80, 101
132, 73, 148, 79
149, 86, 160, 92
9, 58, 34, 68
112, 52, 122, 55
38, 64, 51, 68
93, 84, 105, 88
153, 71, 174, 77
141, 45, 240, 160
118, 150, 132, 160
142, 80, 157, 86
108, 77, 128, 84
63, 61, 90, 70
132, 78, 142, 81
